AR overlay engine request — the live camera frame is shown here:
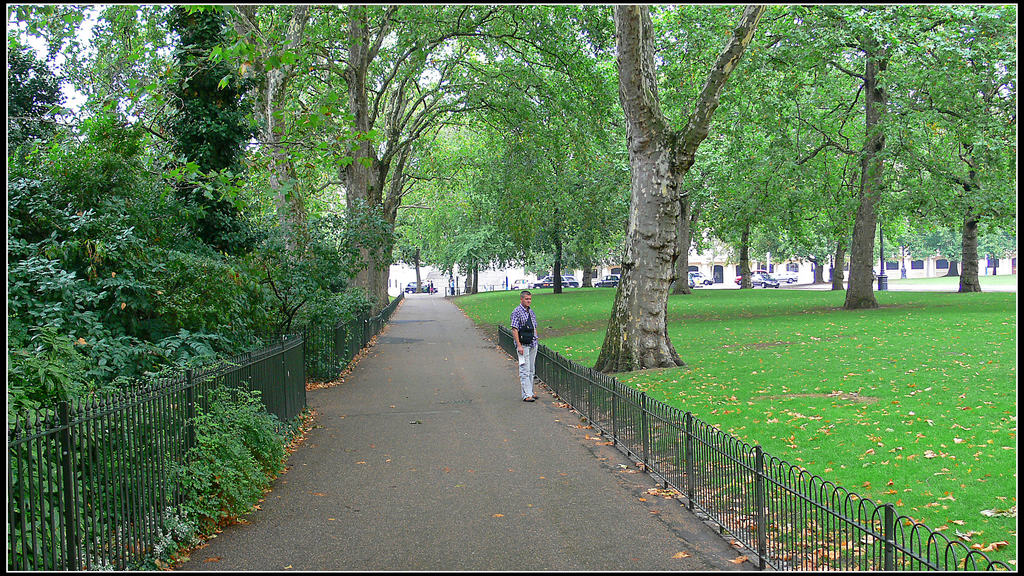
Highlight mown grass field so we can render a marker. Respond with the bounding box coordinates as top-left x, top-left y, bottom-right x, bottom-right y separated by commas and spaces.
454, 282, 1017, 564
